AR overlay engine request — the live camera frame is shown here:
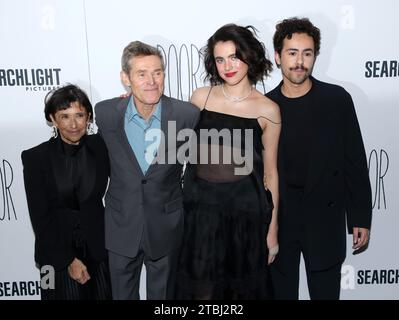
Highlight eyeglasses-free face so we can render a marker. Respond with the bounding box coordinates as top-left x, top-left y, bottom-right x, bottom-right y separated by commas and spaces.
50, 101, 90, 145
